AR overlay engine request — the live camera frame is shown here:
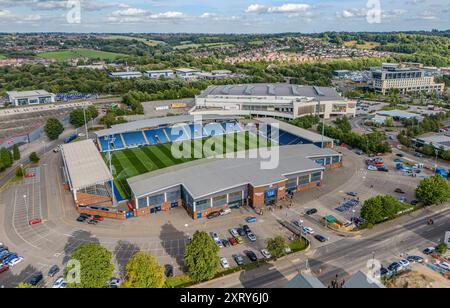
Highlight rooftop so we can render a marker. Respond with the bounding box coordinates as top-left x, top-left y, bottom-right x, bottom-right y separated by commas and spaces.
127, 144, 337, 200
343, 271, 385, 289
416, 134, 450, 150
197, 83, 343, 100
61, 139, 112, 191
109, 71, 142, 76
284, 273, 326, 288
96, 114, 242, 137
376, 110, 424, 121
255, 117, 334, 143
7, 90, 53, 98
